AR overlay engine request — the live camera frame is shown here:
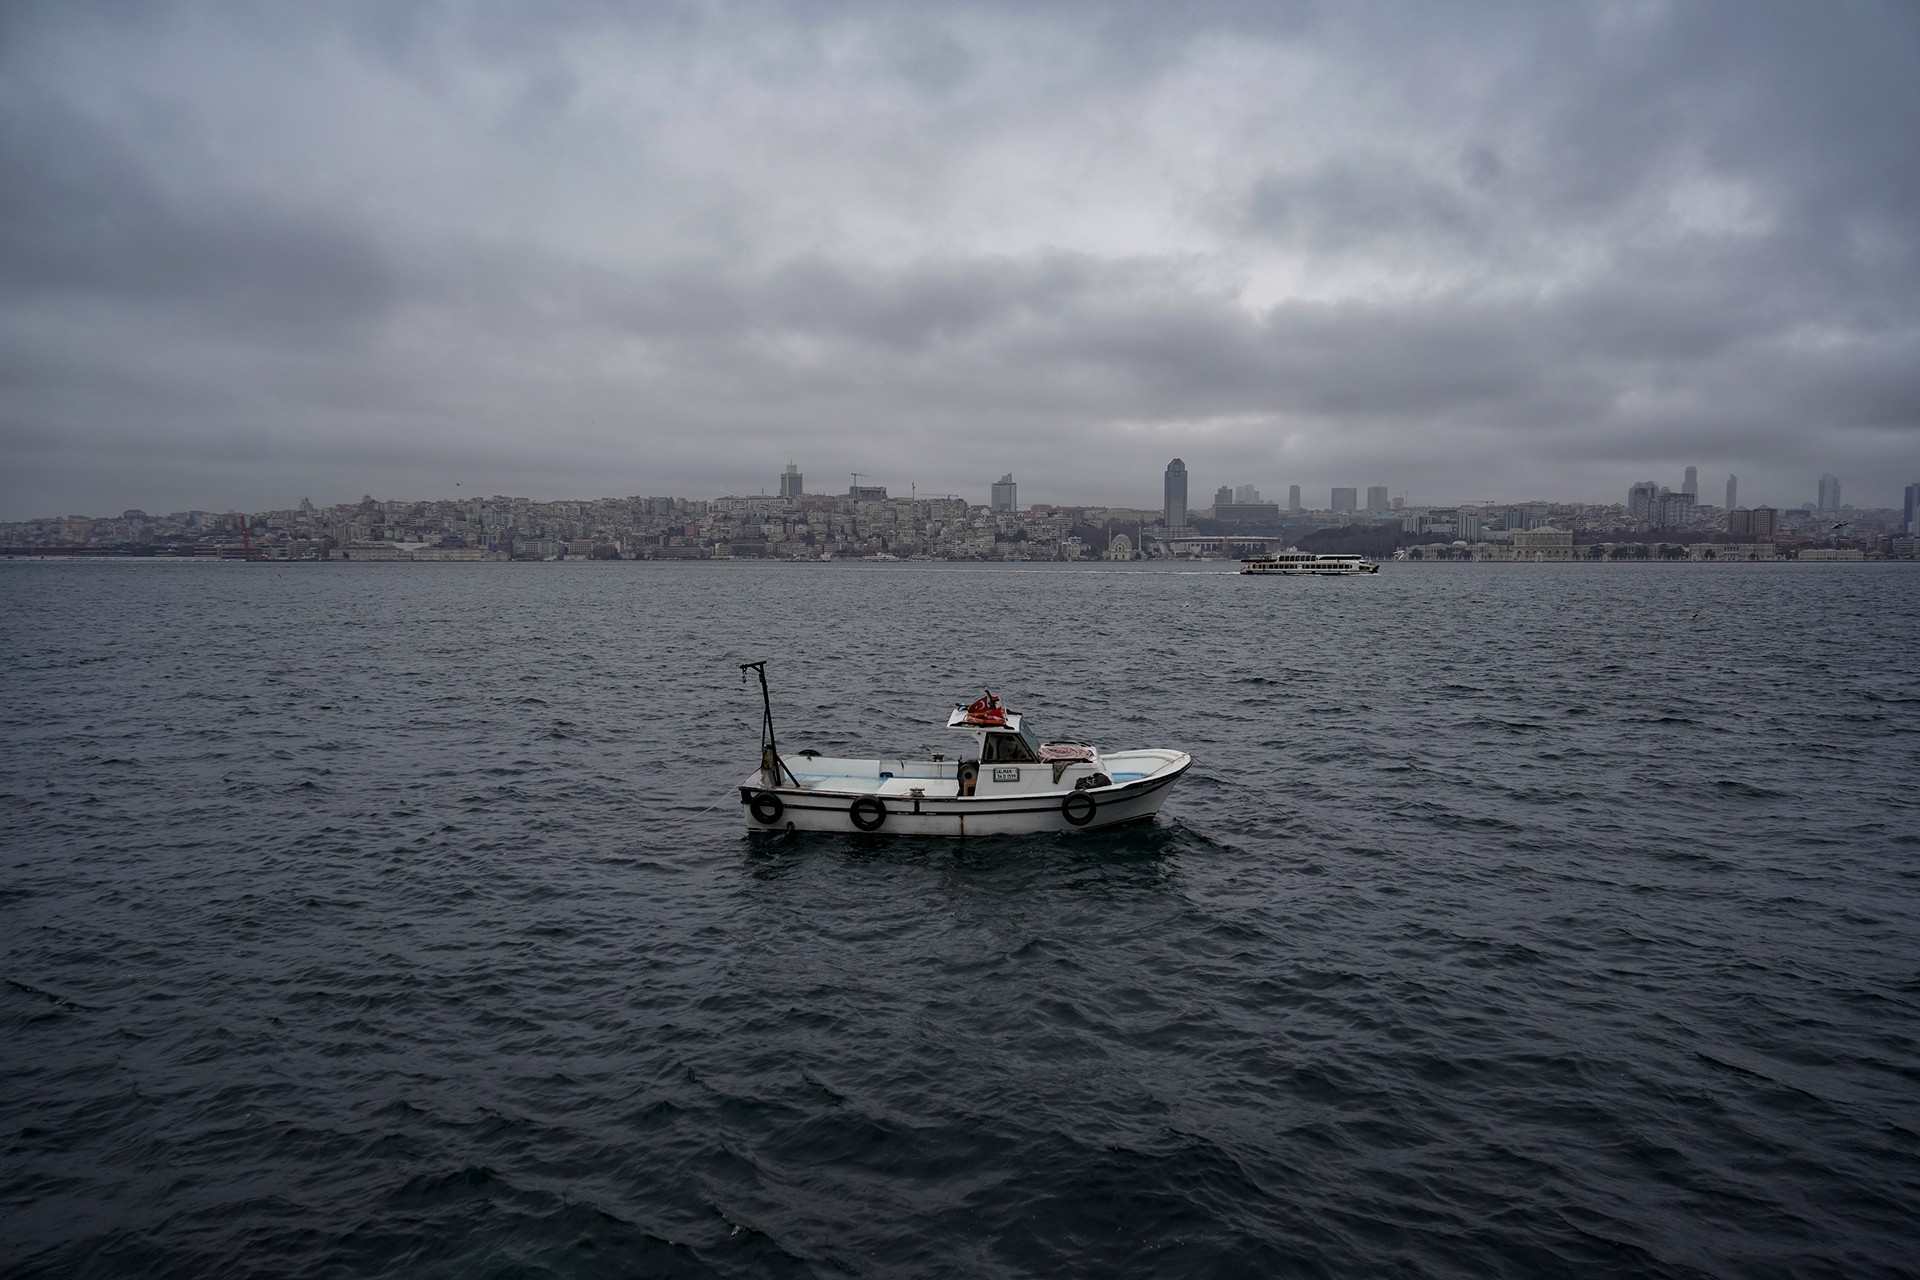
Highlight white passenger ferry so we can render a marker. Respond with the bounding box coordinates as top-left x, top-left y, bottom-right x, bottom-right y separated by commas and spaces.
1240, 550, 1380, 575
736, 666, 1191, 836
